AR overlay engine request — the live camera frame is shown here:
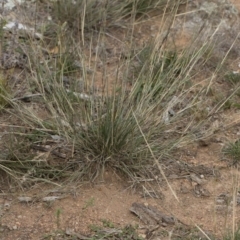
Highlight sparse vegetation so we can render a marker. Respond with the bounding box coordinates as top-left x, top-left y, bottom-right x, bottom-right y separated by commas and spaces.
223, 140, 240, 165
224, 71, 240, 86
42, 223, 143, 240
83, 197, 95, 210
56, 208, 62, 230
1, 0, 218, 184
223, 226, 240, 240
1, 0, 240, 239
0, 73, 10, 109
90, 224, 143, 240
